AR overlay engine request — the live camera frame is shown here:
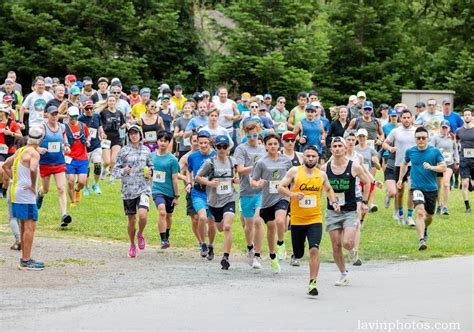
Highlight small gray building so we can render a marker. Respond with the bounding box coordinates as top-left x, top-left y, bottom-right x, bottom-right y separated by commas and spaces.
400, 89, 455, 110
